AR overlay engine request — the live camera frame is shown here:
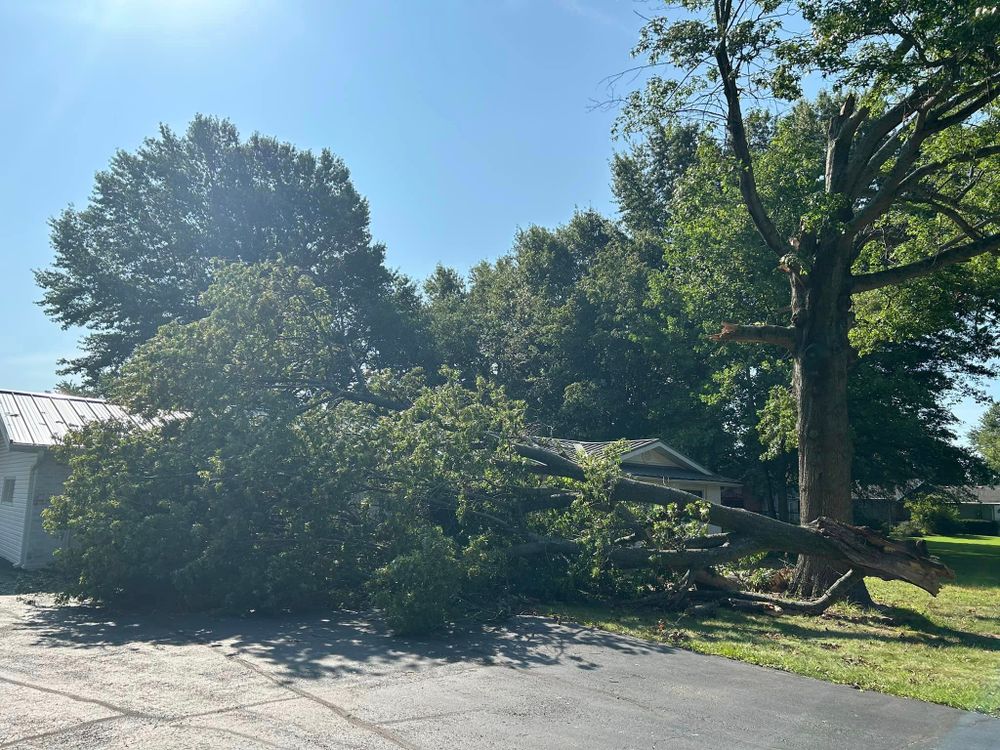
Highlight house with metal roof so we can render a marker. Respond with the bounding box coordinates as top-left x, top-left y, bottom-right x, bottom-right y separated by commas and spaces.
532, 437, 741, 507
0, 389, 156, 568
